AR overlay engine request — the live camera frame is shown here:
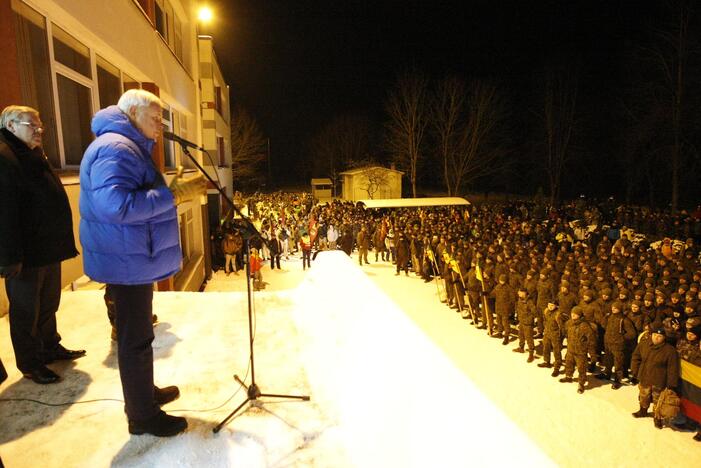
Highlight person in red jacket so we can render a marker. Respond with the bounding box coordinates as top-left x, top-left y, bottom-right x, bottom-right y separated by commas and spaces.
250, 248, 264, 290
